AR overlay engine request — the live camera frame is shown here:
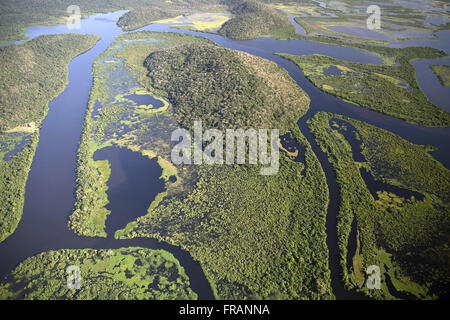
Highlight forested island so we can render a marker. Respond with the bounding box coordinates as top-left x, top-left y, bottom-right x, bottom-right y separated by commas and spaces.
0, 34, 99, 243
